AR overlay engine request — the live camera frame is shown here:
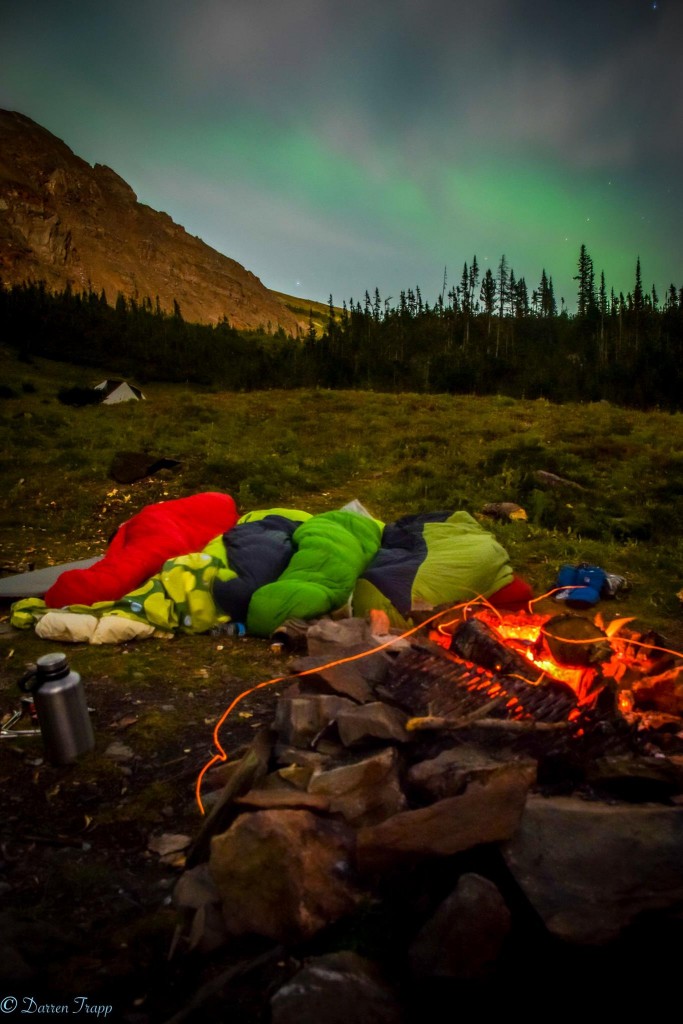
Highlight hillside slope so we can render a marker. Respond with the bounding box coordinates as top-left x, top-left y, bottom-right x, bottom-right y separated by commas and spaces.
0, 110, 302, 332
